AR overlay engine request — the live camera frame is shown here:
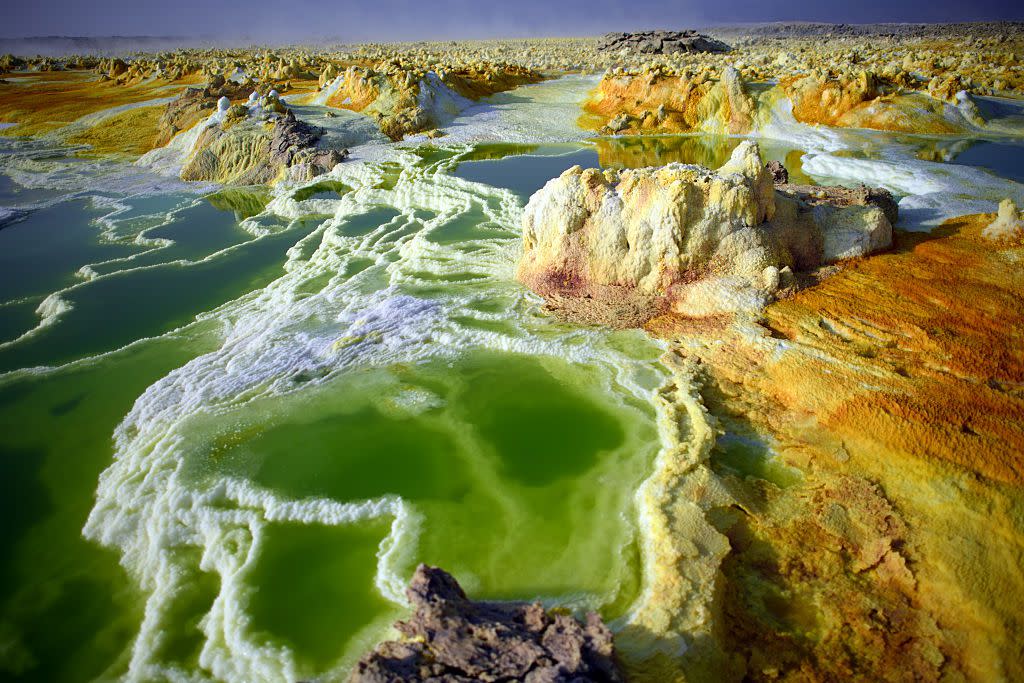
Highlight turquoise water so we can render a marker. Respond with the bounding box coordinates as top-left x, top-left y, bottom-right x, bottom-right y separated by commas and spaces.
450, 137, 817, 200
452, 145, 600, 198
